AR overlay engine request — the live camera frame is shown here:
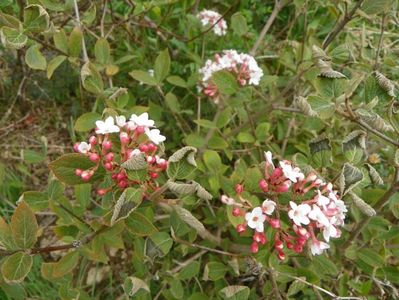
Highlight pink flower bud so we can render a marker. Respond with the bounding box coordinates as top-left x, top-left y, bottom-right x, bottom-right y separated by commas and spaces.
135, 126, 145, 135
271, 167, 283, 179
150, 172, 158, 179
120, 132, 130, 145
147, 156, 156, 164
269, 218, 281, 229
104, 162, 113, 171
259, 179, 268, 192
277, 251, 285, 261
157, 159, 168, 170
89, 136, 97, 145
275, 182, 290, 193
73, 143, 80, 152
236, 224, 246, 234
286, 241, 294, 249
111, 173, 118, 180
97, 189, 107, 196
81, 171, 91, 182
103, 140, 112, 151
253, 232, 266, 245
75, 169, 83, 176
294, 245, 303, 253
89, 153, 100, 163
118, 180, 128, 188
250, 241, 259, 253
117, 172, 126, 181
147, 143, 157, 152
274, 240, 284, 250
232, 207, 241, 217
139, 144, 149, 153
297, 237, 307, 246
105, 152, 114, 162
235, 184, 244, 194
